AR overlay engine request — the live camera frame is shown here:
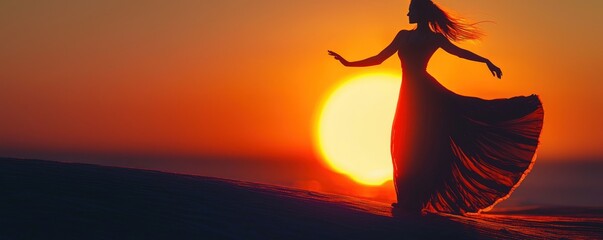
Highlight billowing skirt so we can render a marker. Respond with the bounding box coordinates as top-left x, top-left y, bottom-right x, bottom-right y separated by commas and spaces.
390, 73, 544, 214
